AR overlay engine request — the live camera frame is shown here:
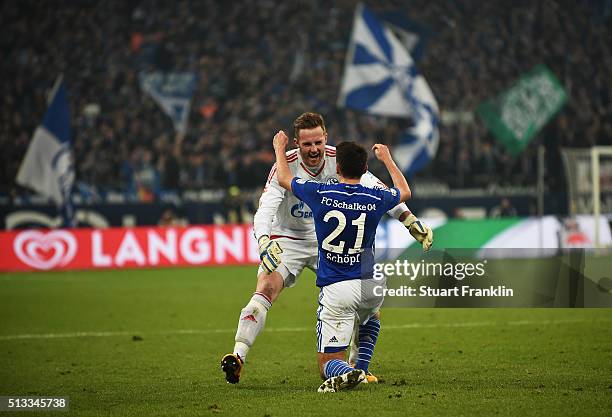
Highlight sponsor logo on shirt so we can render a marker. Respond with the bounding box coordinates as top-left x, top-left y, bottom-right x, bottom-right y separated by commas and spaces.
290, 201, 313, 219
